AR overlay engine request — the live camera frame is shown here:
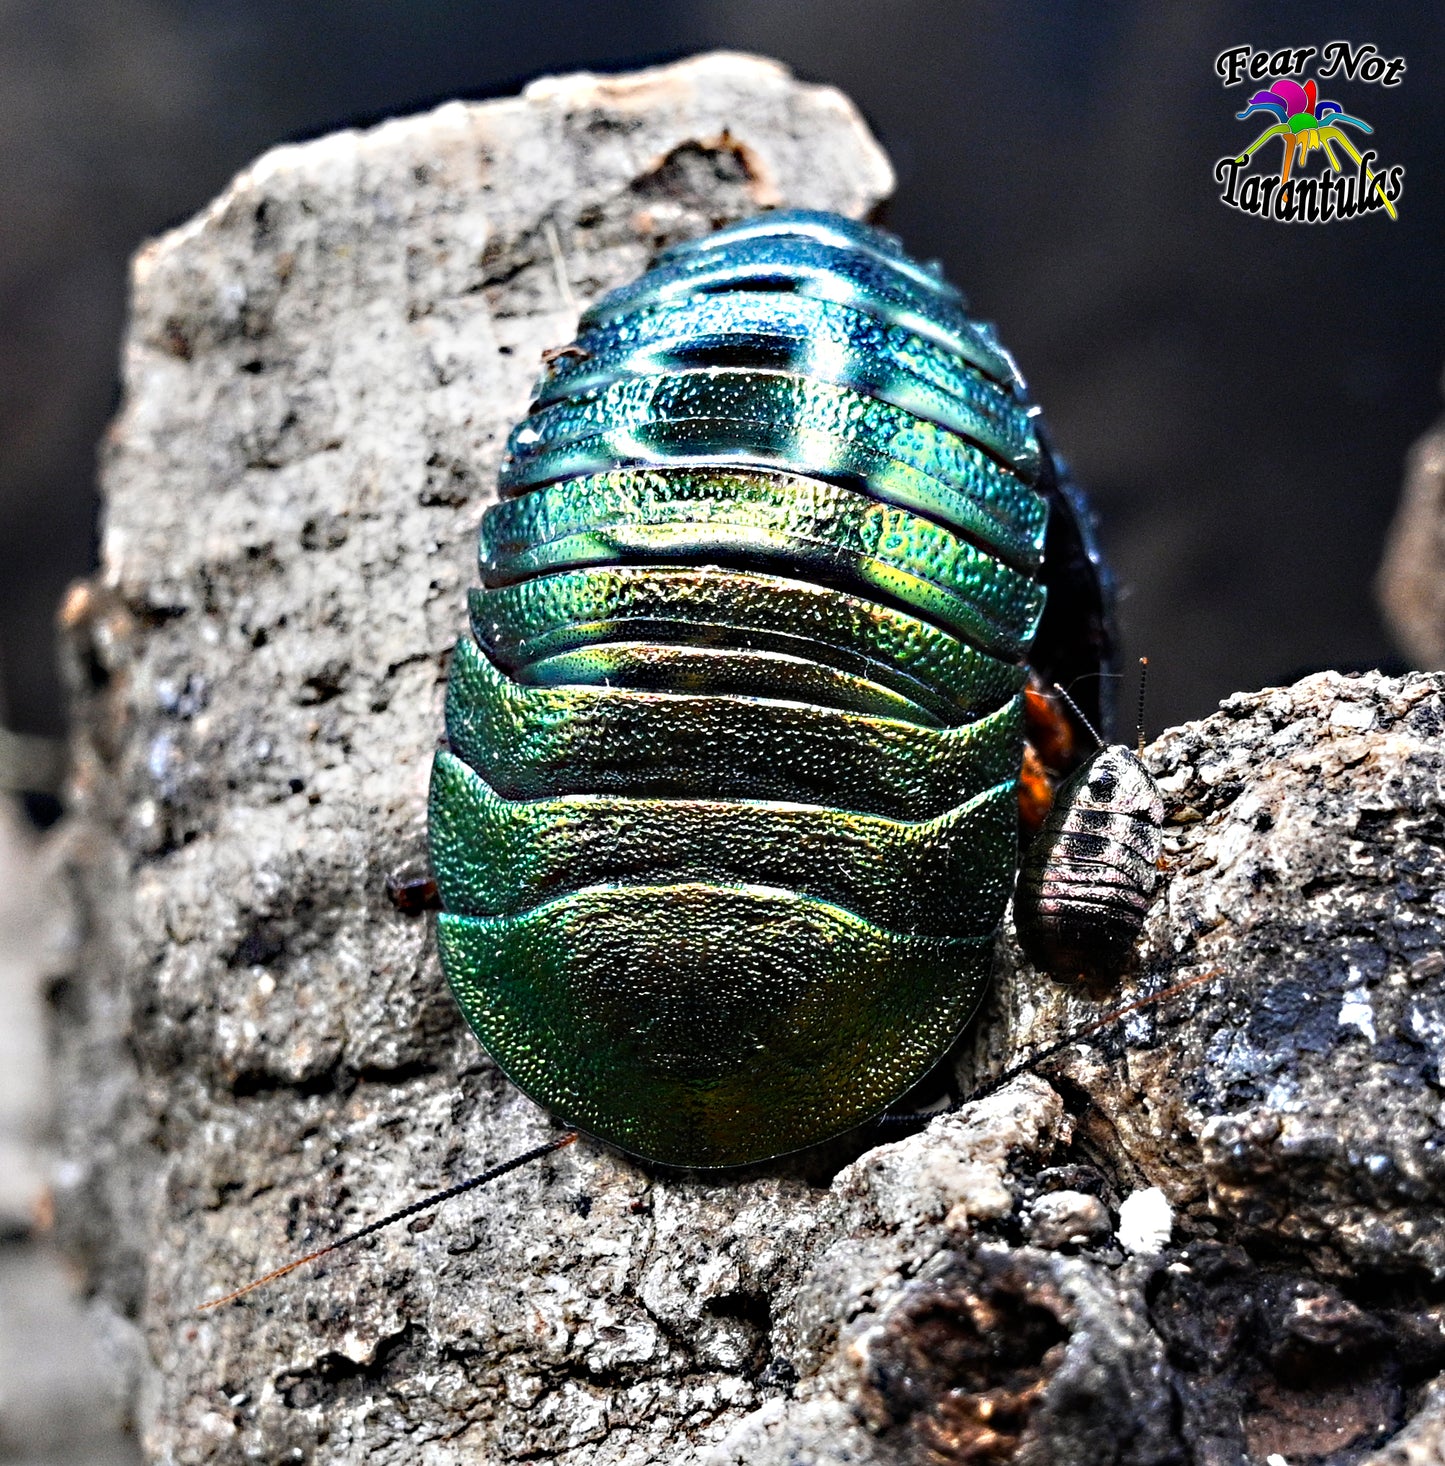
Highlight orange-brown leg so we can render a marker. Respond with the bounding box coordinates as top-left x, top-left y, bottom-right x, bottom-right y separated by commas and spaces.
1023, 672, 1079, 769
1018, 741, 1055, 835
